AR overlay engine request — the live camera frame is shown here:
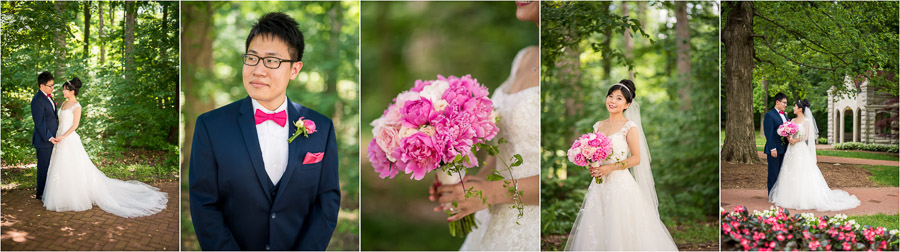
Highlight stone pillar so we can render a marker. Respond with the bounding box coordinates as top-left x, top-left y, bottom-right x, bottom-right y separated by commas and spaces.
853, 109, 859, 142
839, 109, 845, 143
